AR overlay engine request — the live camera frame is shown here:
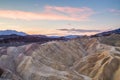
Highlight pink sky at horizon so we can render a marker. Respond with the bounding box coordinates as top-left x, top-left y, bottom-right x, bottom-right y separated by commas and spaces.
0, 26, 108, 36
